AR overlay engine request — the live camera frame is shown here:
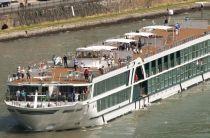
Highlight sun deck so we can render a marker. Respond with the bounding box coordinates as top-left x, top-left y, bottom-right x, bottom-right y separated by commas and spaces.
8, 22, 210, 85
134, 27, 209, 59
